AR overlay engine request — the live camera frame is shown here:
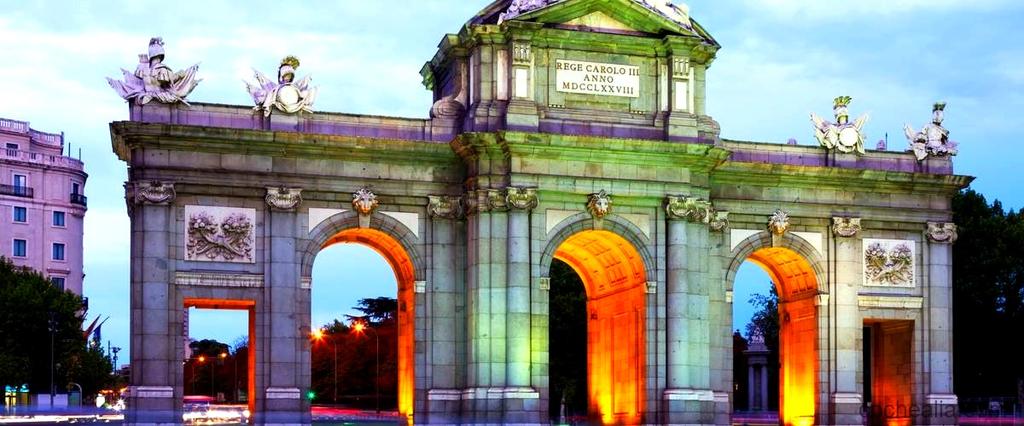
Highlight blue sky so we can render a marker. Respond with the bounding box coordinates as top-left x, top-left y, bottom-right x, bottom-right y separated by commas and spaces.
1, 0, 1021, 364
